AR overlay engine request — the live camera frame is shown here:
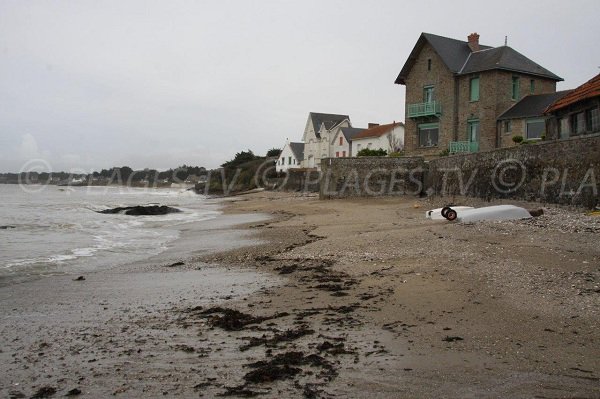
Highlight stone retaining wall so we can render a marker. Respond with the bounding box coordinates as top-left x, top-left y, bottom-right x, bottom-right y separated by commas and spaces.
319, 157, 426, 199
316, 136, 599, 208
426, 135, 600, 208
